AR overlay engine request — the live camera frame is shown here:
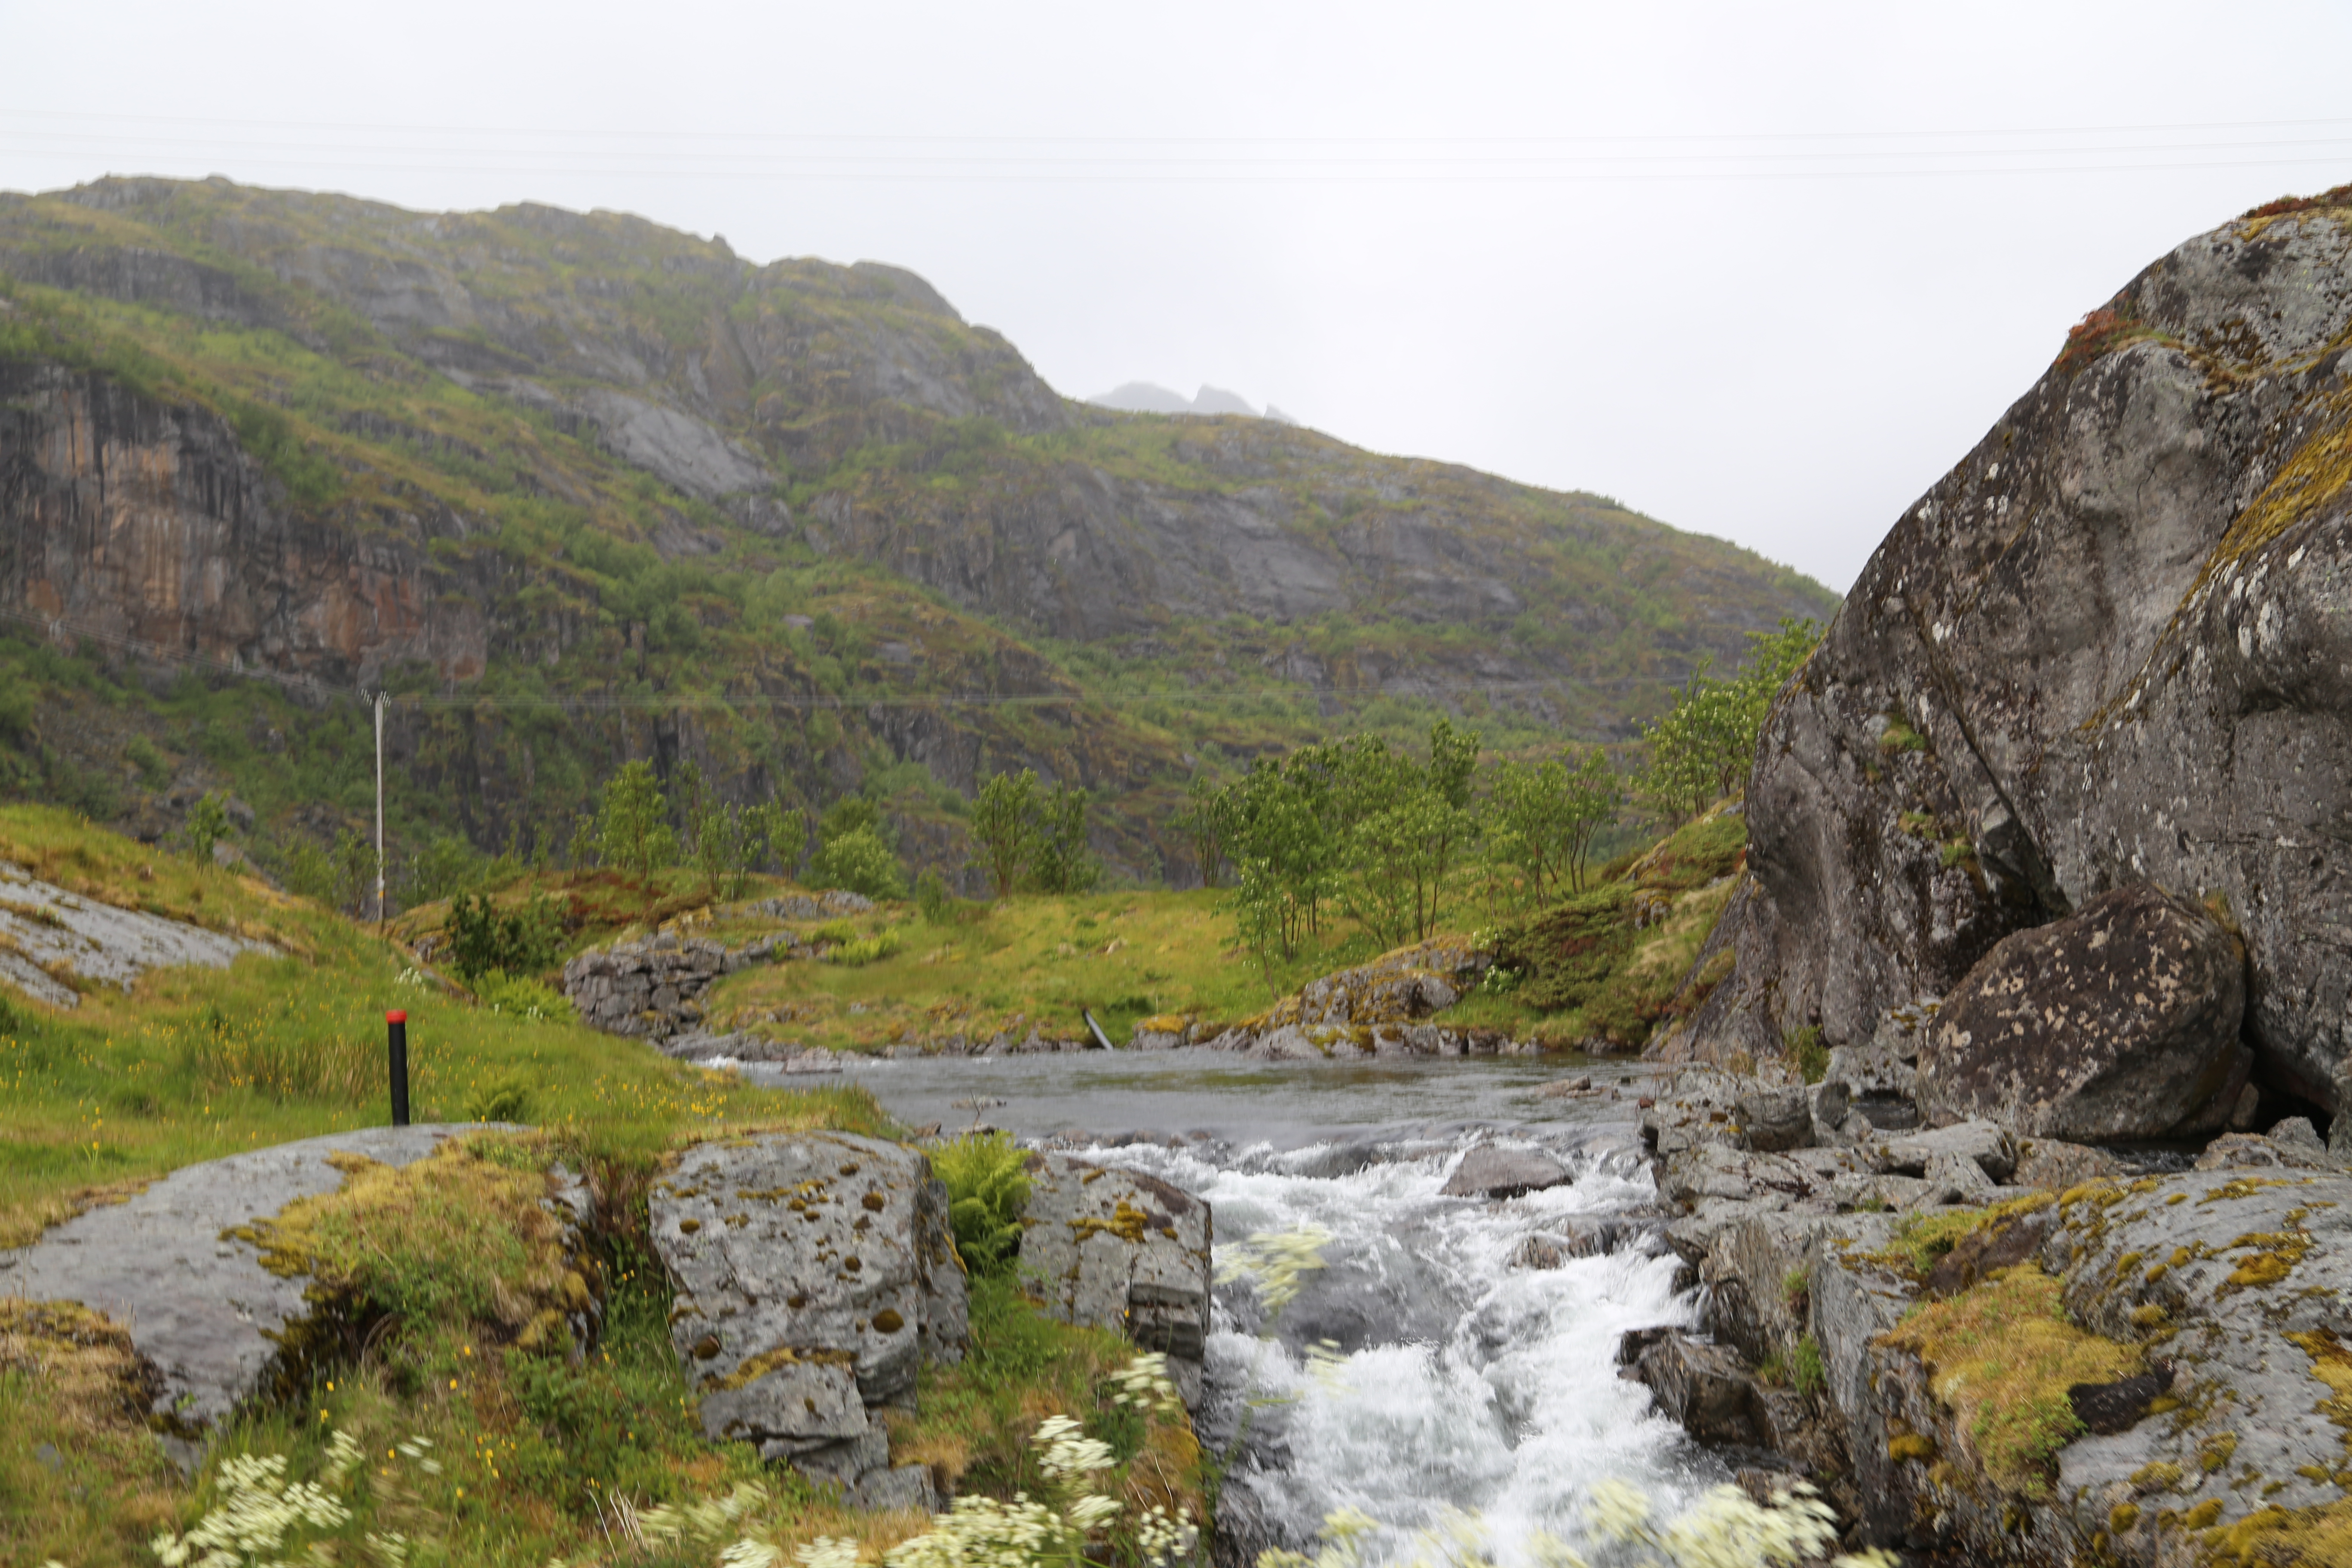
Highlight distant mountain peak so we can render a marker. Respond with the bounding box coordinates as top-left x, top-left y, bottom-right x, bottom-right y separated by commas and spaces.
1087, 381, 1297, 423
